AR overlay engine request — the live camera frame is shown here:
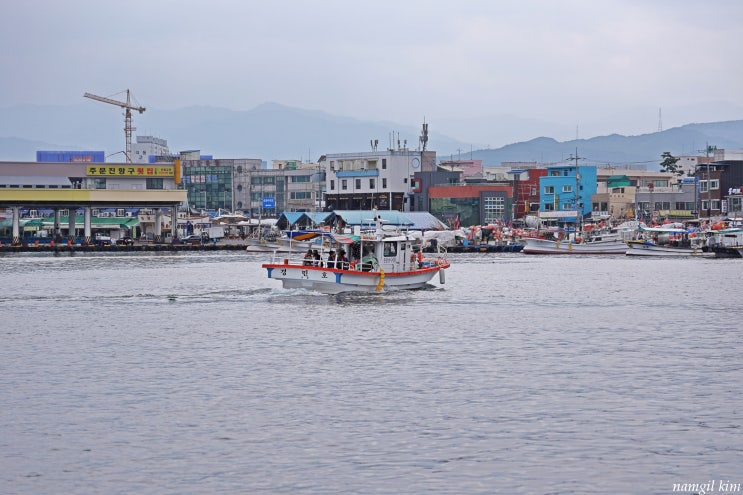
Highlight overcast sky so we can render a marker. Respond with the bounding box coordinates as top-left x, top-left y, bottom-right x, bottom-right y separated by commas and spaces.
3, 0, 742, 147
